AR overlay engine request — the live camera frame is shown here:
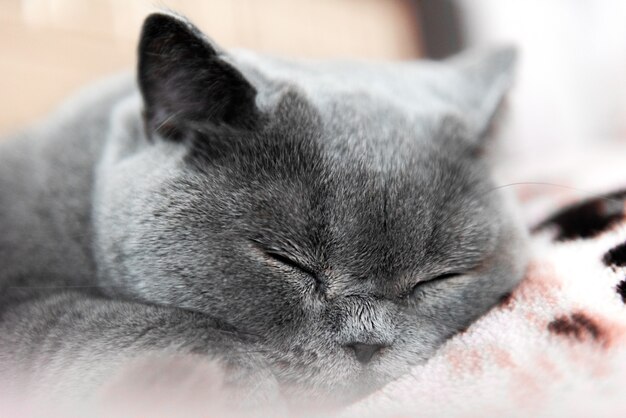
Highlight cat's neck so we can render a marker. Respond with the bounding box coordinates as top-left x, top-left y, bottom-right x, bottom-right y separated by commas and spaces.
0, 74, 135, 289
